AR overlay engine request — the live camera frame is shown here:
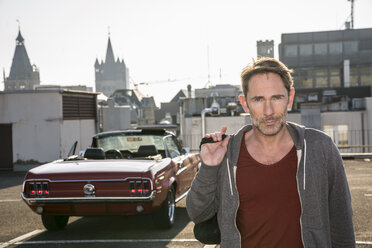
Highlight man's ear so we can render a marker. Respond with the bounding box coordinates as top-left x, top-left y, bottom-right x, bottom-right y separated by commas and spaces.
287, 88, 295, 110
239, 95, 250, 113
